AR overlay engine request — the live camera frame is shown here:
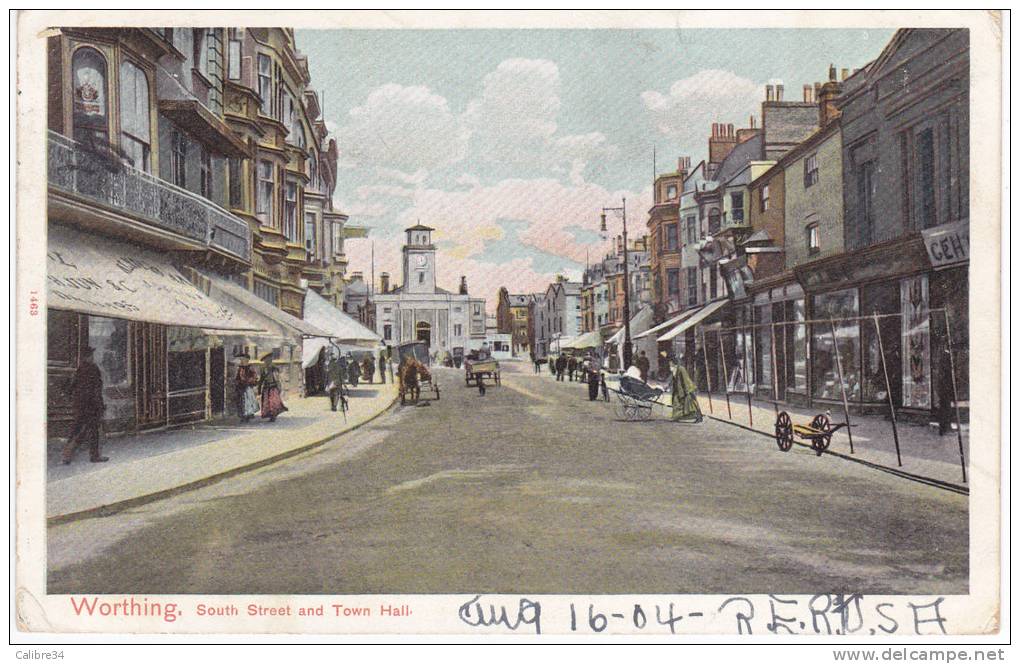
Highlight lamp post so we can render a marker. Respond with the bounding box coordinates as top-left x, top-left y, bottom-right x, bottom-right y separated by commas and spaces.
601, 197, 633, 370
